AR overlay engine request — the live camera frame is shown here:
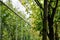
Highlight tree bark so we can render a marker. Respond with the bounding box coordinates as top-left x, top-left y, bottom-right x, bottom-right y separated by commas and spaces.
42, 0, 48, 40
48, 17, 55, 40
55, 22, 59, 40
48, 0, 58, 40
